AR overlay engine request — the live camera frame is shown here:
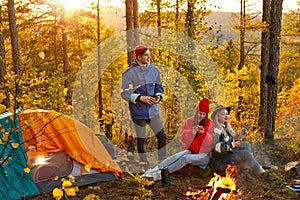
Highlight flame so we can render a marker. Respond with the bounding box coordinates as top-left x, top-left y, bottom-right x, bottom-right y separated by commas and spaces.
186, 164, 240, 200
